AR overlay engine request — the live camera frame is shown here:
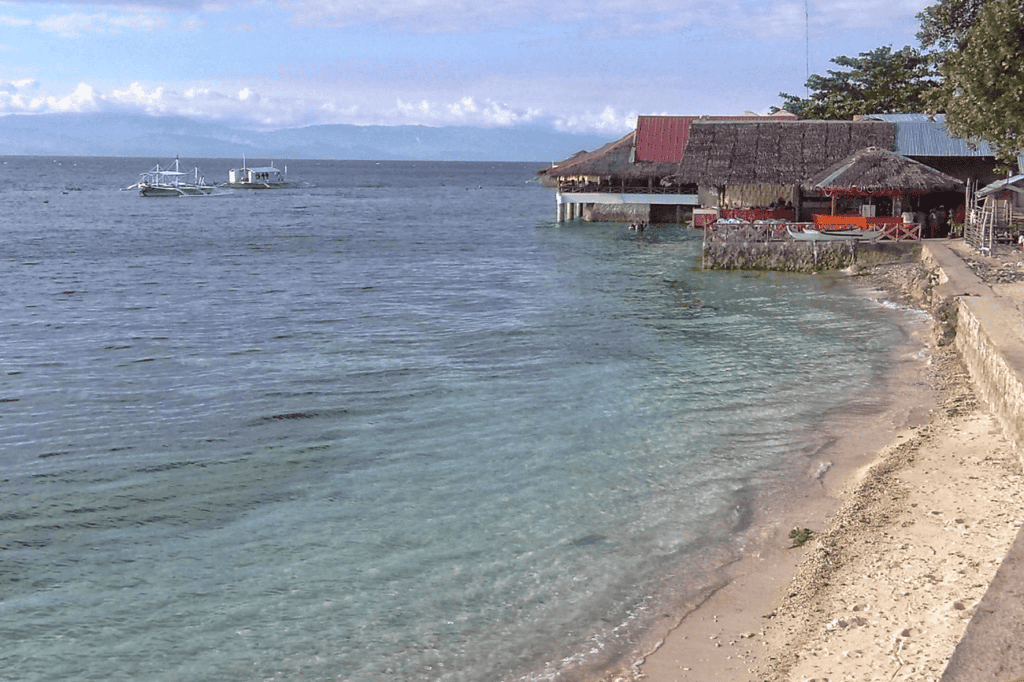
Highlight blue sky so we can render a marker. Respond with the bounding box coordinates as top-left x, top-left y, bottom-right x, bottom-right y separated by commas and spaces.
1, 0, 931, 135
